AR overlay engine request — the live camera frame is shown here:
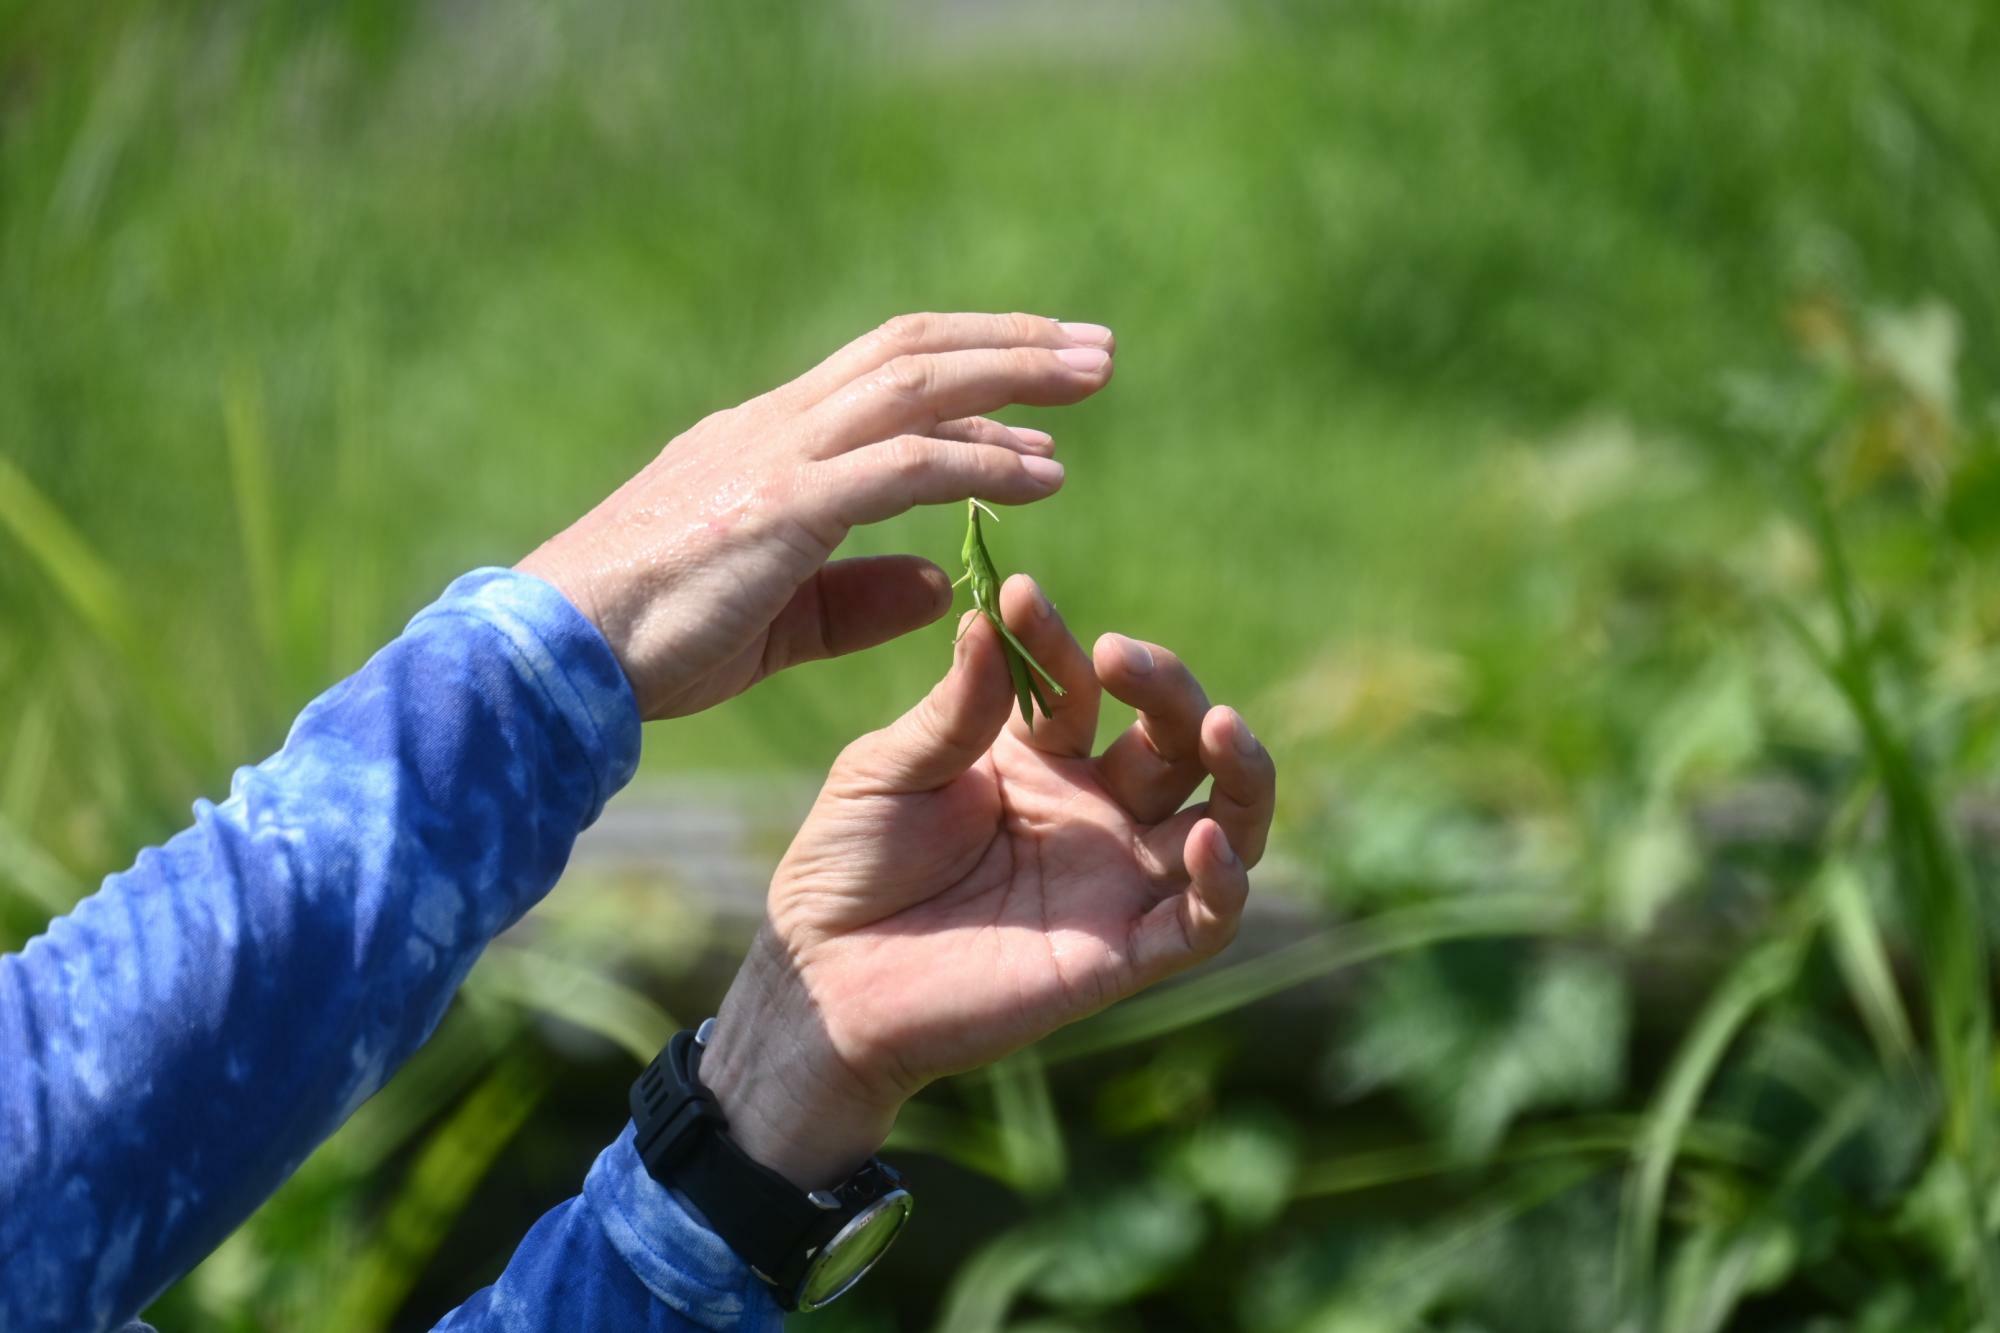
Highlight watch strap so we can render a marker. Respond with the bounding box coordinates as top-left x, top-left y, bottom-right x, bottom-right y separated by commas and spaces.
629, 1027, 845, 1301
